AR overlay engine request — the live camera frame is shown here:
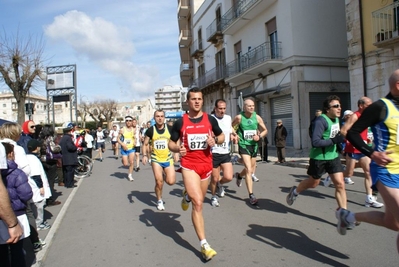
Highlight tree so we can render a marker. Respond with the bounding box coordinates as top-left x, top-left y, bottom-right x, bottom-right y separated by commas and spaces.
0, 30, 46, 124
78, 99, 118, 129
